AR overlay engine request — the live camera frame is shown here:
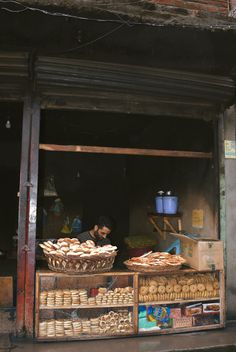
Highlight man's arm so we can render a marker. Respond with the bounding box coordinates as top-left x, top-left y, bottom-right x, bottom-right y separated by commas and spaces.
77, 231, 91, 243
98, 237, 111, 246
